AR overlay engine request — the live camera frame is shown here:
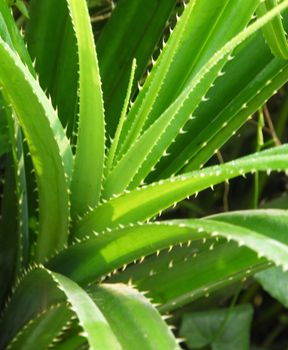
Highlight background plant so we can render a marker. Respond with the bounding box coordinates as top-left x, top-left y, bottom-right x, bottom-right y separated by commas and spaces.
1, 0, 288, 348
